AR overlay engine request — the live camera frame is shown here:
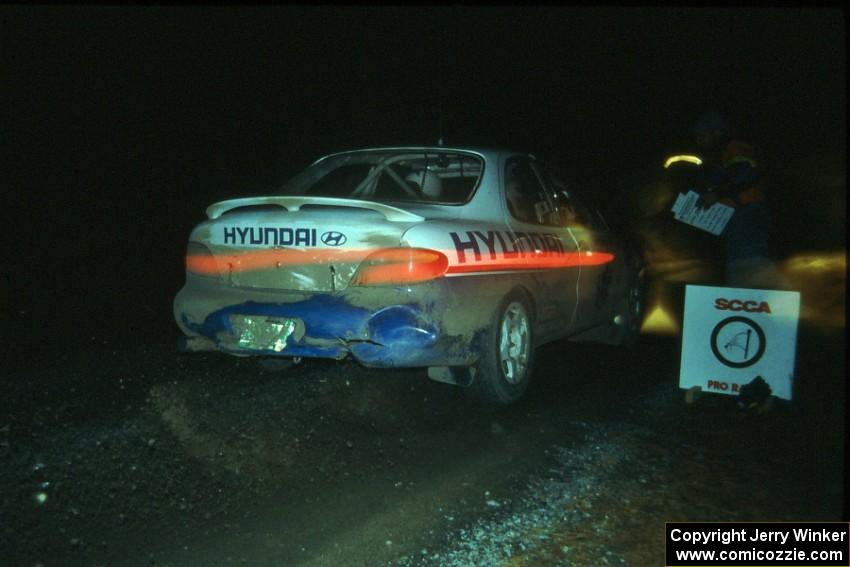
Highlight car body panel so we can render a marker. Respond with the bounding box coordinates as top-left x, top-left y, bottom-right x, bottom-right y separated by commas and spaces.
187, 207, 416, 292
